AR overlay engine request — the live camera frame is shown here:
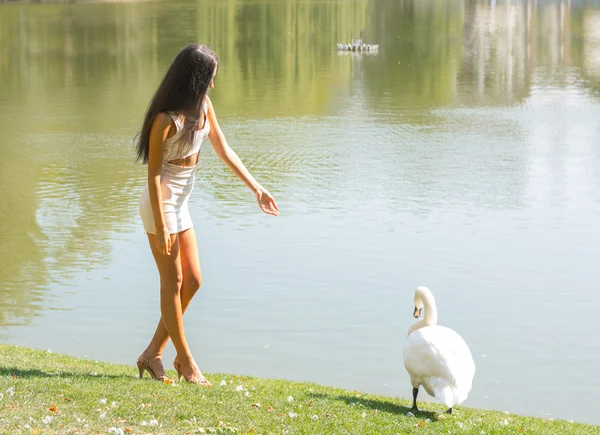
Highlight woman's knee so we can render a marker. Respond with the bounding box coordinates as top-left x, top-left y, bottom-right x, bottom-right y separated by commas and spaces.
185, 274, 202, 292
